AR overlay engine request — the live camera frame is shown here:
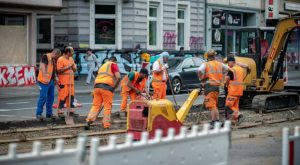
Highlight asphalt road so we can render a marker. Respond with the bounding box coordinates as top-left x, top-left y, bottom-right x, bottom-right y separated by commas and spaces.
0, 92, 204, 121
